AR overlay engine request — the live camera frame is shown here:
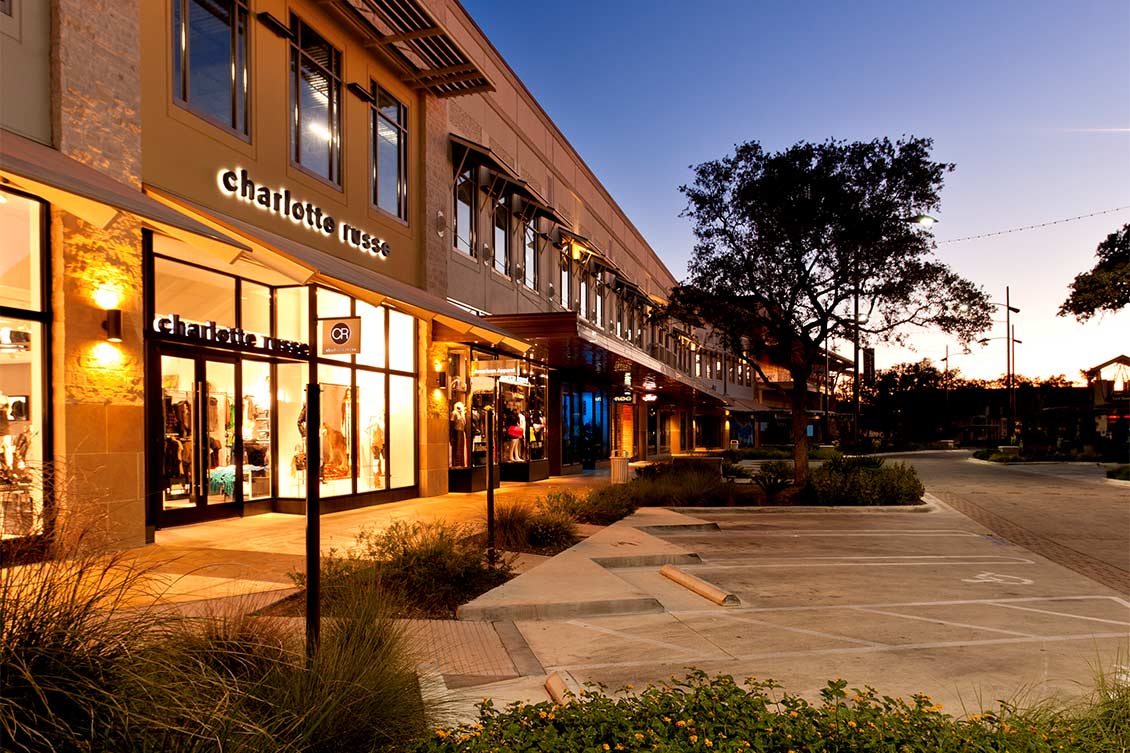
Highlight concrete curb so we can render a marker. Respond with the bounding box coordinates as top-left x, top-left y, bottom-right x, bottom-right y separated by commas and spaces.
664, 500, 938, 514
591, 553, 703, 568
545, 670, 582, 704
458, 596, 665, 622
660, 564, 740, 606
